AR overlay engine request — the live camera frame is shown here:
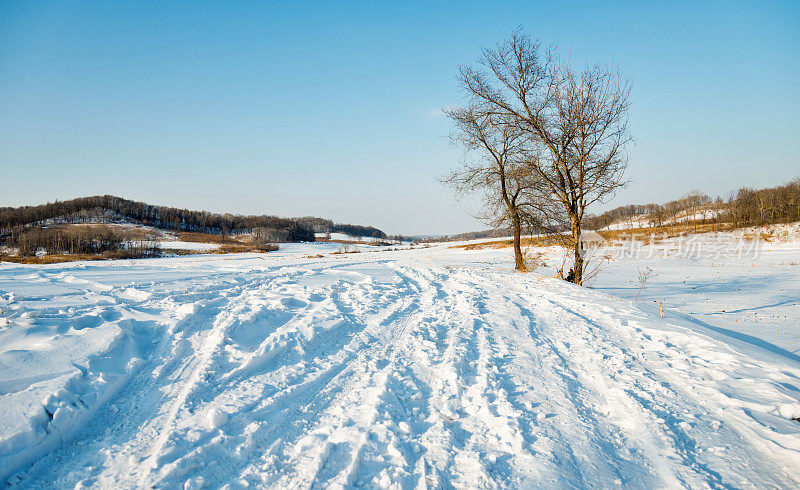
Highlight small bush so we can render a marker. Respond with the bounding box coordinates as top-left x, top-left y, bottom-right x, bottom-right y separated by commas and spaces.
333, 244, 360, 254
249, 229, 279, 252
